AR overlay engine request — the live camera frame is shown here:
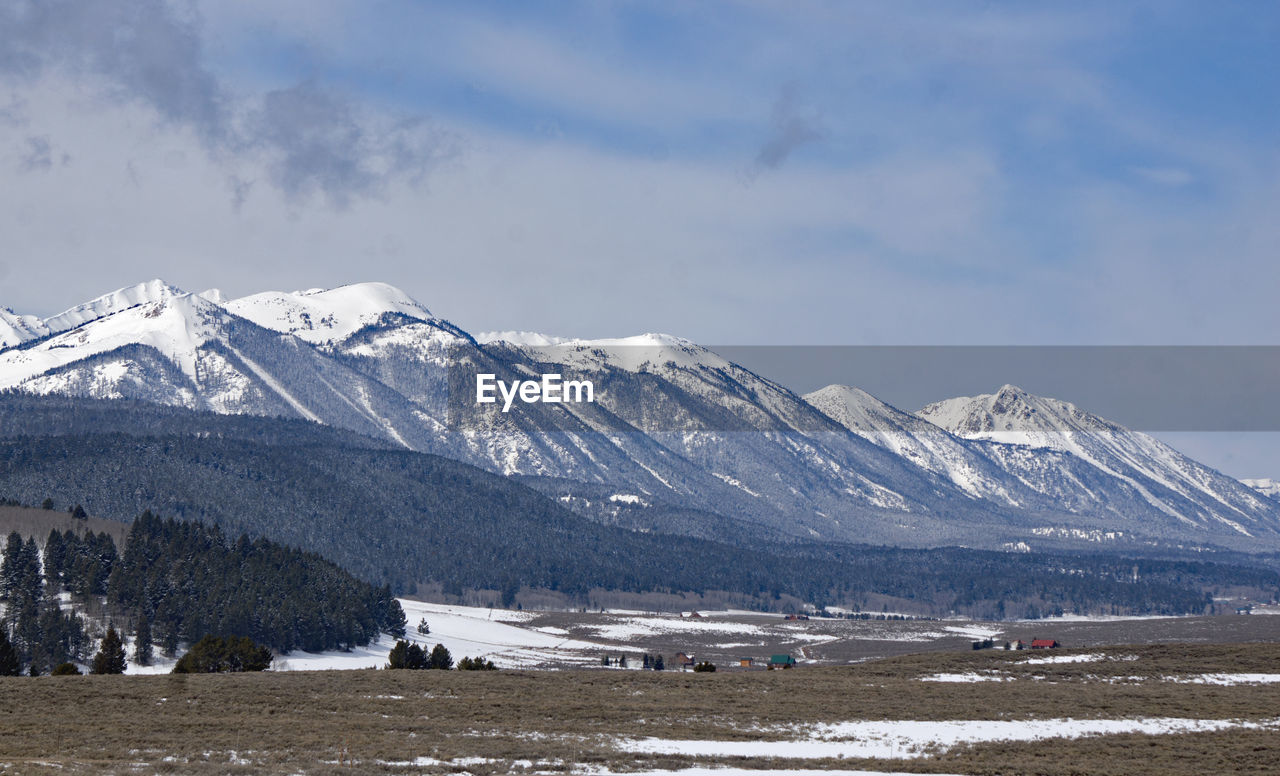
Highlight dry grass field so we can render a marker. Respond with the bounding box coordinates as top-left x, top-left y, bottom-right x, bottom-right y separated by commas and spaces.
1, 642, 1279, 775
